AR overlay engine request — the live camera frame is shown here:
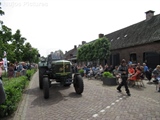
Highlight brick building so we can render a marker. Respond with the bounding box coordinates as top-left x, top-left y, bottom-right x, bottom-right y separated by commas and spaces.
64, 10, 160, 69
105, 10, 160, 68
64, 41, 86, 64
